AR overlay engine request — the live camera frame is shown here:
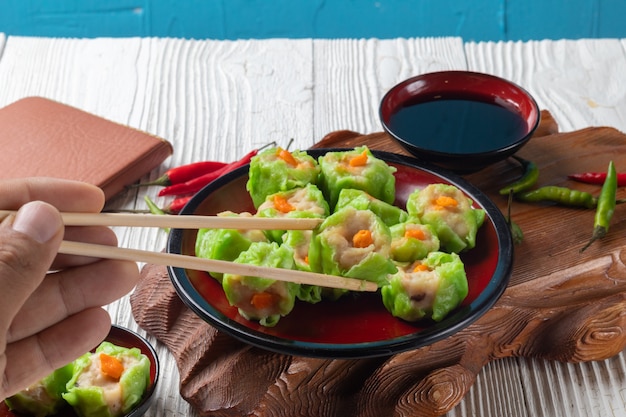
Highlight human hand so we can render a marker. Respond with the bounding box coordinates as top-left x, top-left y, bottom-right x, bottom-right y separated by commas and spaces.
0, 178, 140, 399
